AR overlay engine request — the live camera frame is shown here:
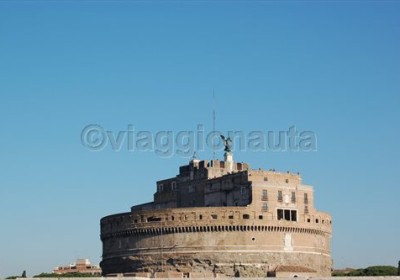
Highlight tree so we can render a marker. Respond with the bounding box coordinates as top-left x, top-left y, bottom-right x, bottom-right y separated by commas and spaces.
363, 266, 397, 276
333, 266, 397, 277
